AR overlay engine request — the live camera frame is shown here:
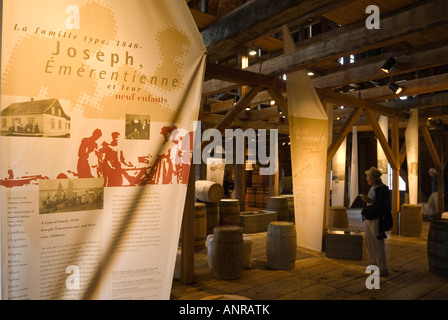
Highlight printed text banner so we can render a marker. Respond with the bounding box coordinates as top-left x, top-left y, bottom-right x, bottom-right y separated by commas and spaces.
1, 0, 206, 300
